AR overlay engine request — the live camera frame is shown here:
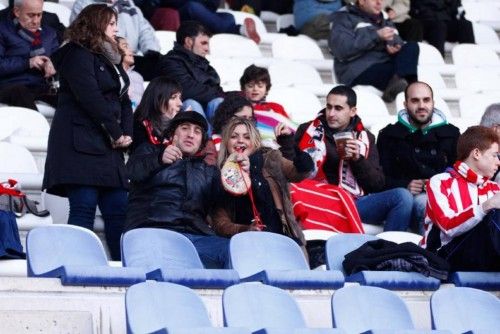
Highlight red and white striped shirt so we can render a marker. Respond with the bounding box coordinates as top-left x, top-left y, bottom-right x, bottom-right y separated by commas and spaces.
422, 161, 499, 250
